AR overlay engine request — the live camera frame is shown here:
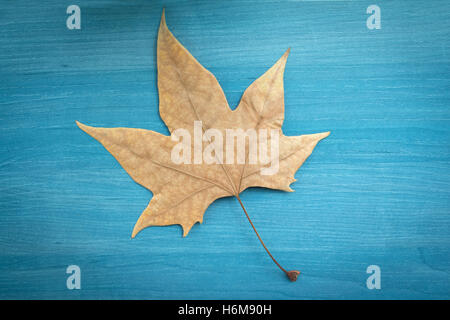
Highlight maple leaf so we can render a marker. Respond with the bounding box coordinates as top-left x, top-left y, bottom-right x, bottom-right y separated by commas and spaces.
76, 10, 329, 281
